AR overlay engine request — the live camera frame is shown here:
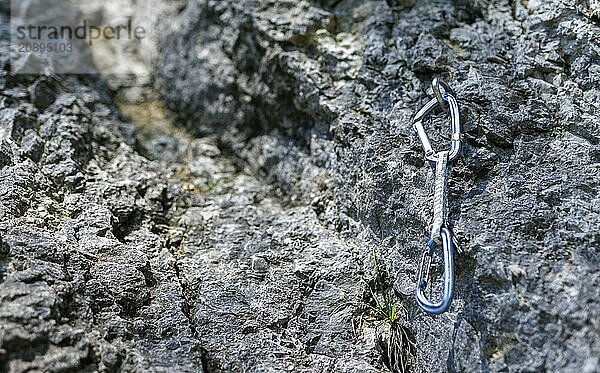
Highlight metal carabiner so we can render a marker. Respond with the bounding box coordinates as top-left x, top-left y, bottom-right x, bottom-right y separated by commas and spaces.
415, 227, 455, 315
413, 80, 461, 163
